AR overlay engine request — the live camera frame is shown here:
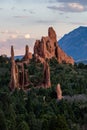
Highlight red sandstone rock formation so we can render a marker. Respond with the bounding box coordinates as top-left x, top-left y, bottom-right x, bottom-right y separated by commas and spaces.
34, 27, 74, 65
56, 46, 74, 64
34, 54, 45, 64
17, 62, 29, 89
56, 83, 63, 100
23, 45, 32, 62
48, 27, 57, 42
10, 46, 29, 91
10, 46, 19, 90
24, 69, 29, 86
43, 61, 51, 88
